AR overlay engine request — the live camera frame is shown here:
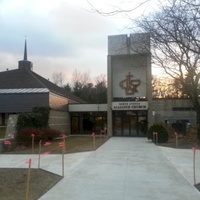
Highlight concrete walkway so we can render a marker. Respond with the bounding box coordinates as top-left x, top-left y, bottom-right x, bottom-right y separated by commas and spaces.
1, 137, 200, 199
